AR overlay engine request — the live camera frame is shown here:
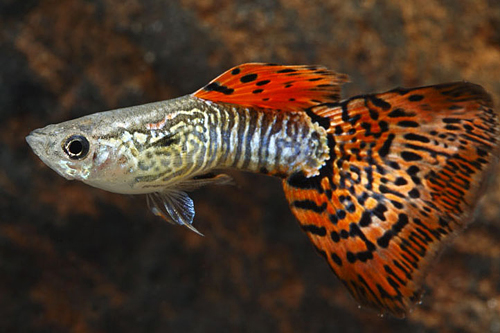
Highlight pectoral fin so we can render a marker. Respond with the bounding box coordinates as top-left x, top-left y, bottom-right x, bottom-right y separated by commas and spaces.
181, 173, 234, 190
